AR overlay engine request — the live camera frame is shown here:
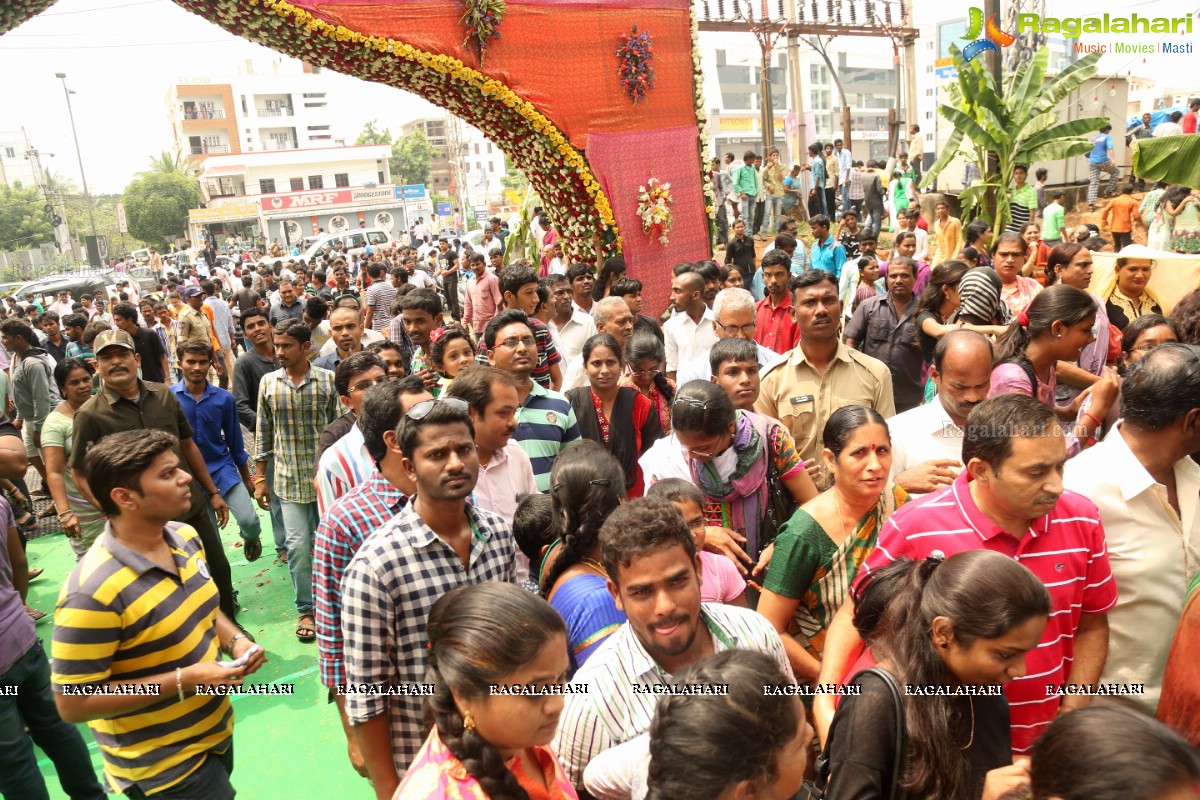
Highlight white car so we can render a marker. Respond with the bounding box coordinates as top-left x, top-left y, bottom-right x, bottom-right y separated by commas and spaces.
299, 228, 398, 263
